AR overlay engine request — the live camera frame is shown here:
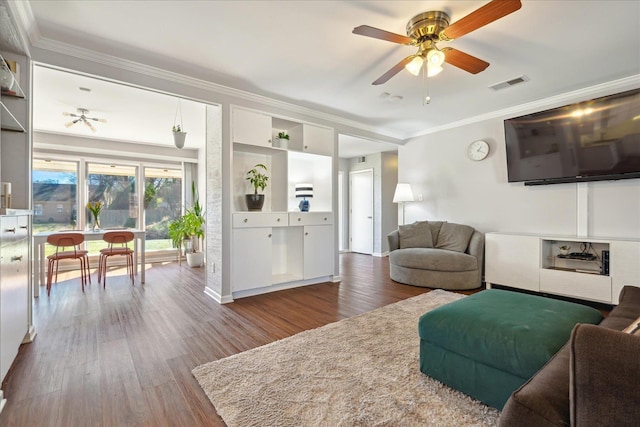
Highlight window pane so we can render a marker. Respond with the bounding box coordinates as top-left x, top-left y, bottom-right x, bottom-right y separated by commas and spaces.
32, 159, 78, 233
144, 167, 182, 251
87, 163, 137, 229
